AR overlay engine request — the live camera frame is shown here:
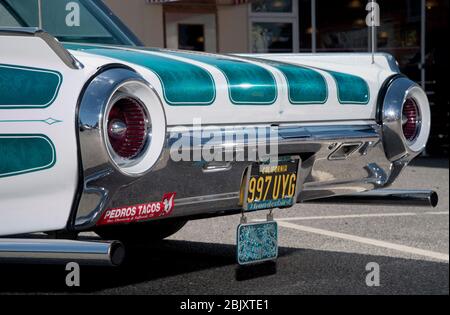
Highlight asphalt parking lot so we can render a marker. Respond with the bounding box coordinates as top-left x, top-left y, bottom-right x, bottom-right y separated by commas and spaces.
0, 158, 448, 295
